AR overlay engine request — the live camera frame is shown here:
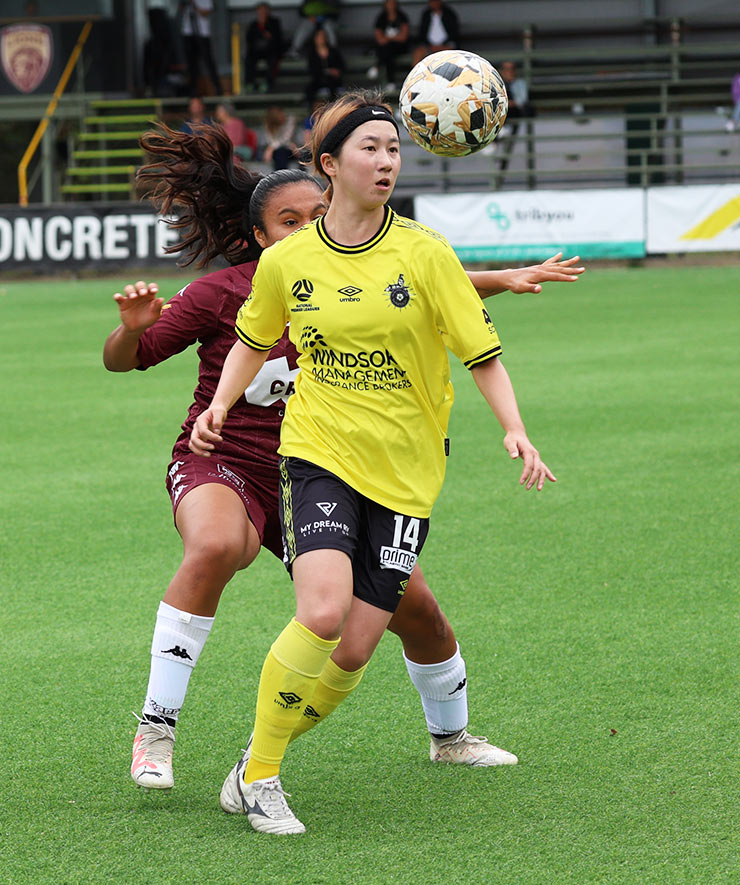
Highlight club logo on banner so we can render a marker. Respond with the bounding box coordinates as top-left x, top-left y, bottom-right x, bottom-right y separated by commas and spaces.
1, 24, 53, 93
